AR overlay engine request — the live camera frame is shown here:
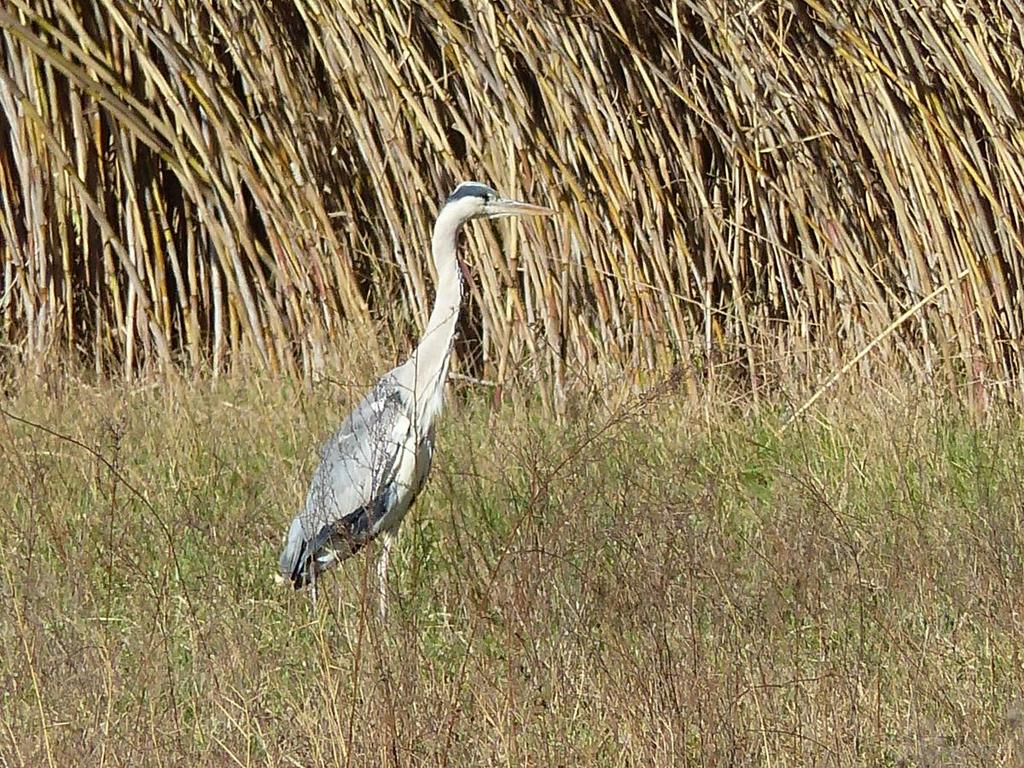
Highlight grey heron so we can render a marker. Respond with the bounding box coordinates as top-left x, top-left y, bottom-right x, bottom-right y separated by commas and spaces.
278, 181, 554, 615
